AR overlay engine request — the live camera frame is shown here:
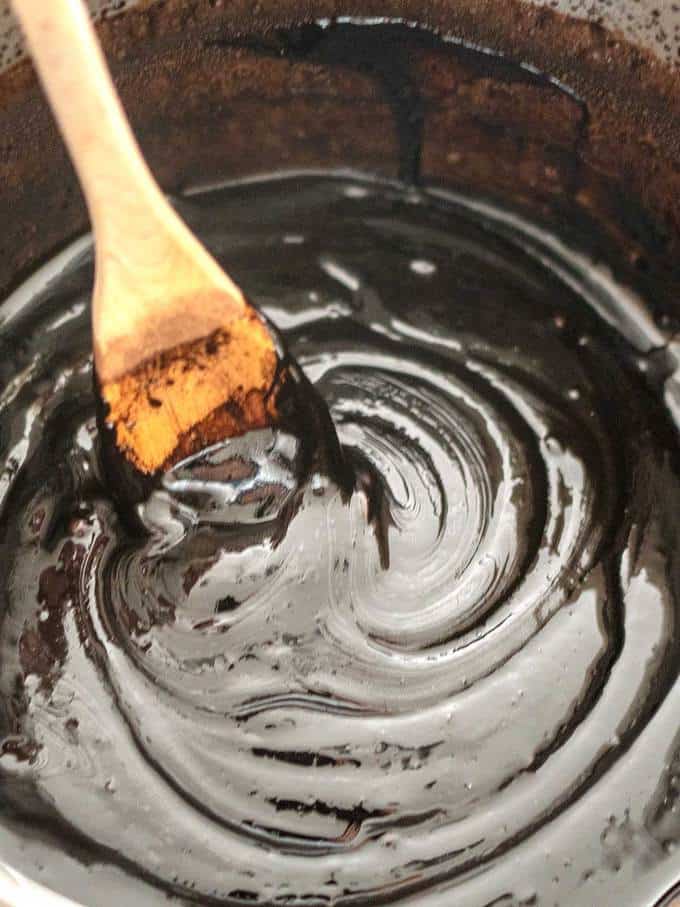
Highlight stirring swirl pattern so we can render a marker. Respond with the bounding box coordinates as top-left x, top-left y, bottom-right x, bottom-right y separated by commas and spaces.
0, 174, 679, 906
